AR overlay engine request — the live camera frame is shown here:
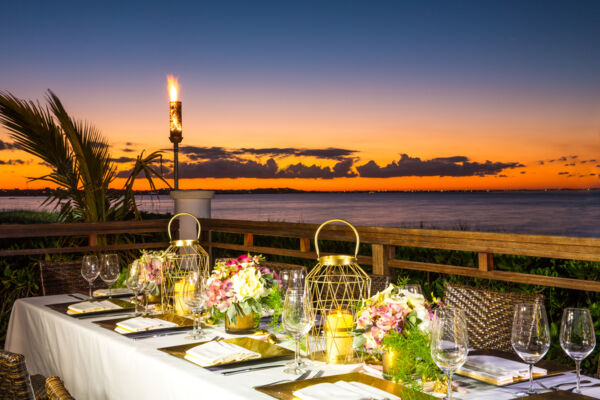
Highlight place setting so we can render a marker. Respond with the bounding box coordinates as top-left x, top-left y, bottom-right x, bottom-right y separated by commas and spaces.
46, 254, 136, 318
